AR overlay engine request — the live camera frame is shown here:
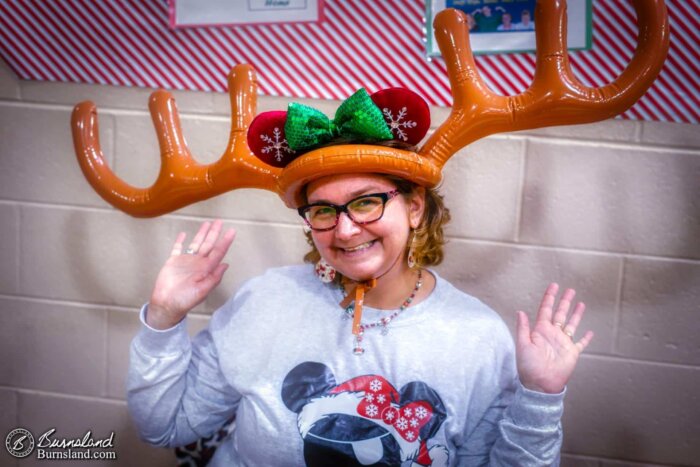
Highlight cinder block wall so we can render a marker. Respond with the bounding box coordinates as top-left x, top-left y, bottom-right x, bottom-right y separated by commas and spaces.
0, 57, 698, 467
